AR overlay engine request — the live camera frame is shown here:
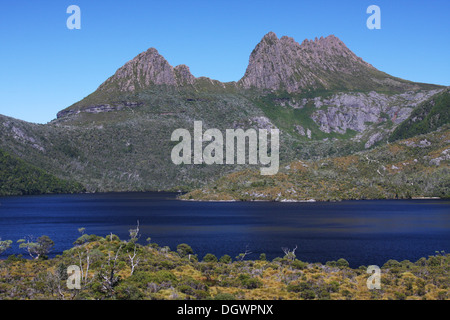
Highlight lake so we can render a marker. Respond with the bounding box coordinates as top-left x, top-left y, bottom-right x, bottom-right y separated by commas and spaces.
0, 192, 449, 268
